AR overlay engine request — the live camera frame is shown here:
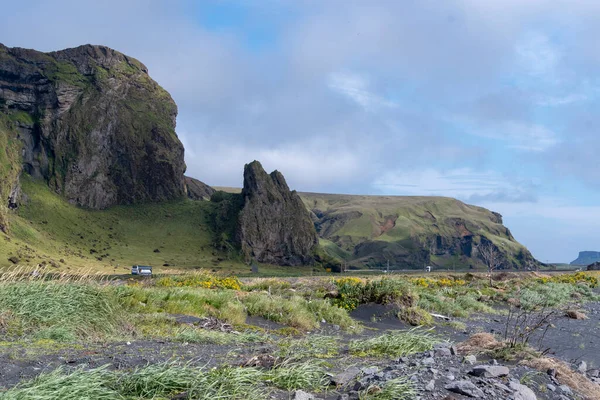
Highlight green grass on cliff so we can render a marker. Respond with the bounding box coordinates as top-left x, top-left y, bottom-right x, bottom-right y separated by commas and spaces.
1, 176, 217, 272
300, 192, 528, 269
